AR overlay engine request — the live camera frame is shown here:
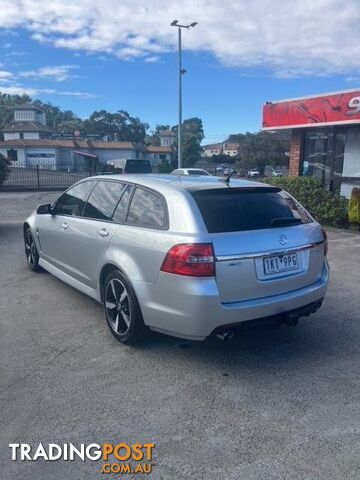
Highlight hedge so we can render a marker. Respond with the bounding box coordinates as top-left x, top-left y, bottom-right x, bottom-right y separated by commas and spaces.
0, 153, 10, 185
261, 176, 349, 227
